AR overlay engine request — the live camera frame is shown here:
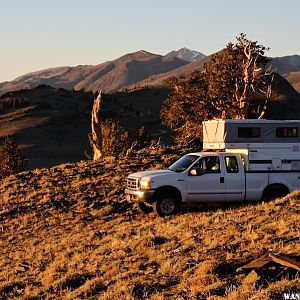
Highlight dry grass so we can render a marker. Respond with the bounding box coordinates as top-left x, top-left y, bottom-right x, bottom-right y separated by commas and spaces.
0, 147, 299, 299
